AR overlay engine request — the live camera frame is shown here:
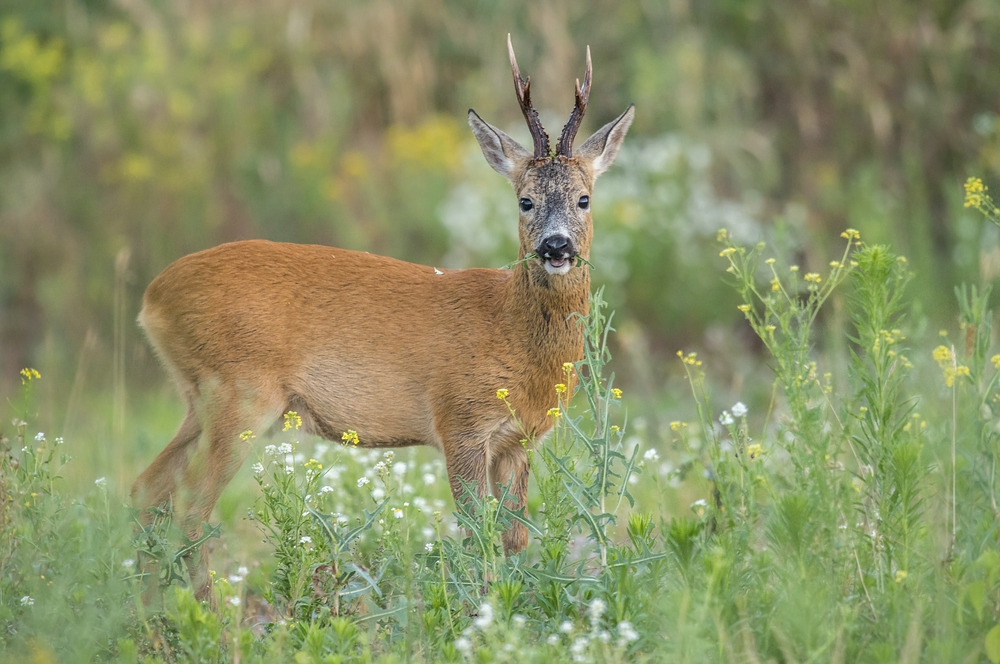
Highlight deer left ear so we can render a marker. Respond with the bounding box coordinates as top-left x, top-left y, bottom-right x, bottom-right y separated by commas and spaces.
576, 105, 635, 178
